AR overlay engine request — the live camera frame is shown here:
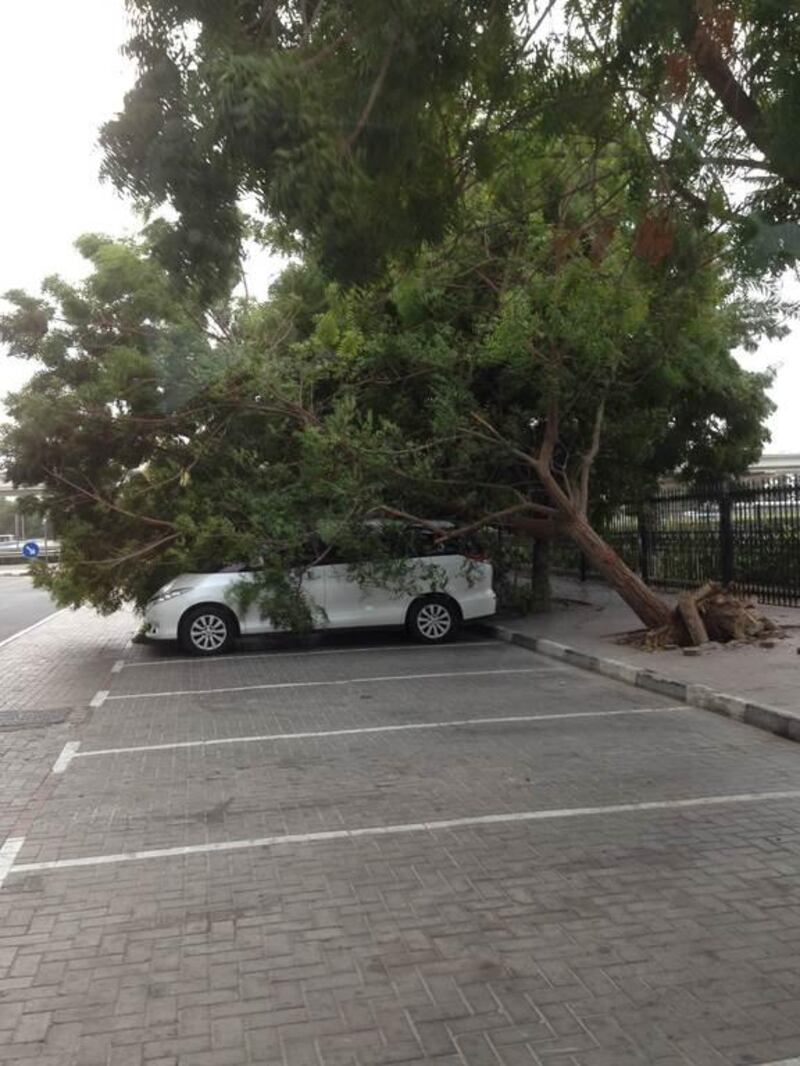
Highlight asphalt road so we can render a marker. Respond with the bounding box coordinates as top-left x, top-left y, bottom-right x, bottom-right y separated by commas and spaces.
0, 574, 58, 643
3, 615, 800, 1064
